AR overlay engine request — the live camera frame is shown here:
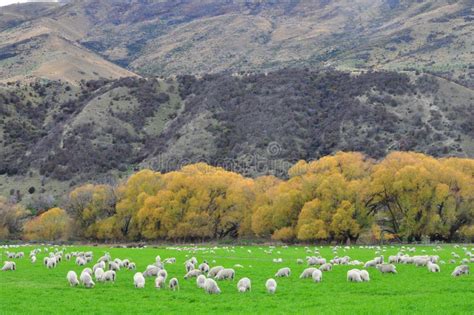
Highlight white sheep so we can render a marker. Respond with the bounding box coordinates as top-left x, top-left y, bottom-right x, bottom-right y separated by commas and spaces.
312, 269, 323, 282
81, 272, 95, 288
265, 278, 277, 294
300, 267, 317, 279
376, 264, 397, 274
76, 256, 86, 266
67, 271, 80, 286
128, 262, 136, 270
93, 262, 105, 273
2, 261, 16, 271
47, 257, 57, 269
199, 263, 210, 273
215, 268, 235, 280
360, 270, 370, 282
184, 269, 202, 279
196, 275, 206, 288
94, 268, 105, 282
237, 277, 251, 292
275, 267, 291, 277
347, 269, 362, 282
109, 261, 120, 271
158, 269, 168, 280
103, 270, 116, 282
319, 263, 332, 272
143, 265, 160, 277
296, 258, 304, 264
31, 256, 37, 264
364, 260, 377, 268
208, 266, 224, 277
82, 268, 93, 276
169, 278, 179, 291
185, 261, 195, 273
427, 261, 440, 273
204, 278, 221, 294
155, 275, 166, 289
451, 265, 469, 277
134, 272, 145, 288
